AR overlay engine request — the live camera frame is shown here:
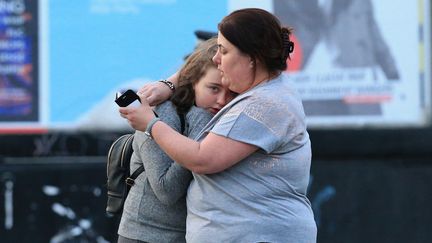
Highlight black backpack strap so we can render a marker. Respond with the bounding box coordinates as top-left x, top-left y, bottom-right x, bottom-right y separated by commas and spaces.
125, 164, 144, 189
178, 112, 186, 134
